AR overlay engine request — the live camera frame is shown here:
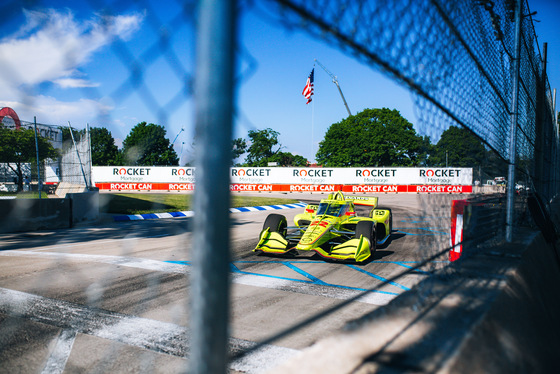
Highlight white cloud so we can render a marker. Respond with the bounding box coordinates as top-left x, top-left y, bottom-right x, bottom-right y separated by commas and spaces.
53, 78, 101, 88
8, 94, 112, 127
0, 8, 143, 124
